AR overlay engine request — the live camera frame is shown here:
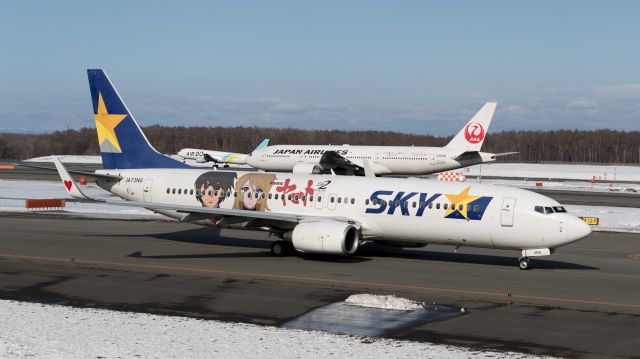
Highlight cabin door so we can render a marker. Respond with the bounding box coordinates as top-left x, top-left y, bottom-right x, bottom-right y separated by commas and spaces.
500, 197, 516, 227
143, 179, 153, 202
